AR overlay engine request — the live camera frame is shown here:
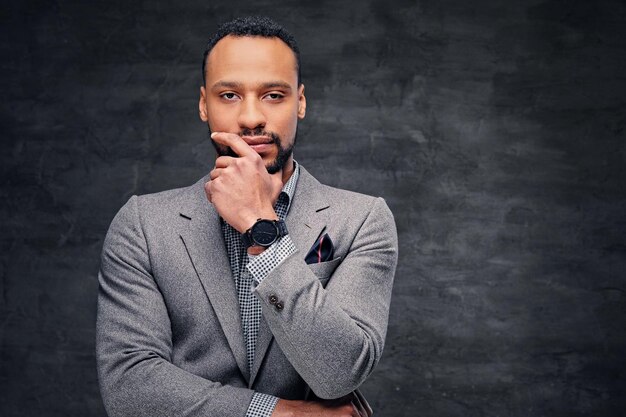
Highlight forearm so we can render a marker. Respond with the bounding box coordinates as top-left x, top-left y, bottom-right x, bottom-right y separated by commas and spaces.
97, 196, 255, 416
255, 256, 384, 398
97, 345, 254, 417
97, 267, 255, 417
270, 395, 365, 417
254, 198, 398, 399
